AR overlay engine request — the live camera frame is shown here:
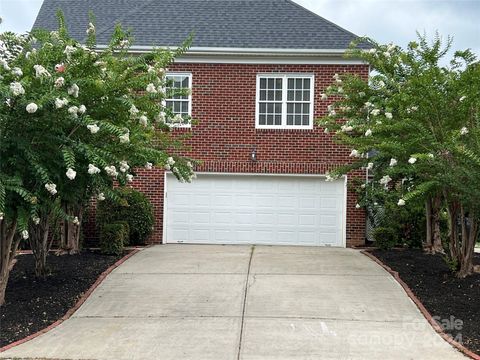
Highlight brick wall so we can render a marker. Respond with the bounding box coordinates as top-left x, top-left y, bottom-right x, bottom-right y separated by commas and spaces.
86, 62, 368, 247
